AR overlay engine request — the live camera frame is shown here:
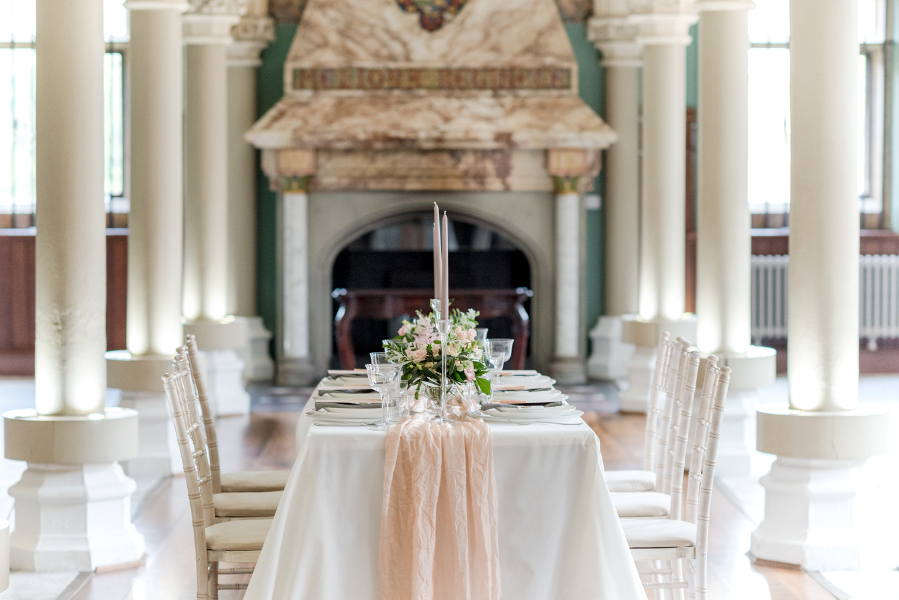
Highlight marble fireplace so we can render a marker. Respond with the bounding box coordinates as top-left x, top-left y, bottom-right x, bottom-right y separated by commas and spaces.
247, 0, 616, 384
